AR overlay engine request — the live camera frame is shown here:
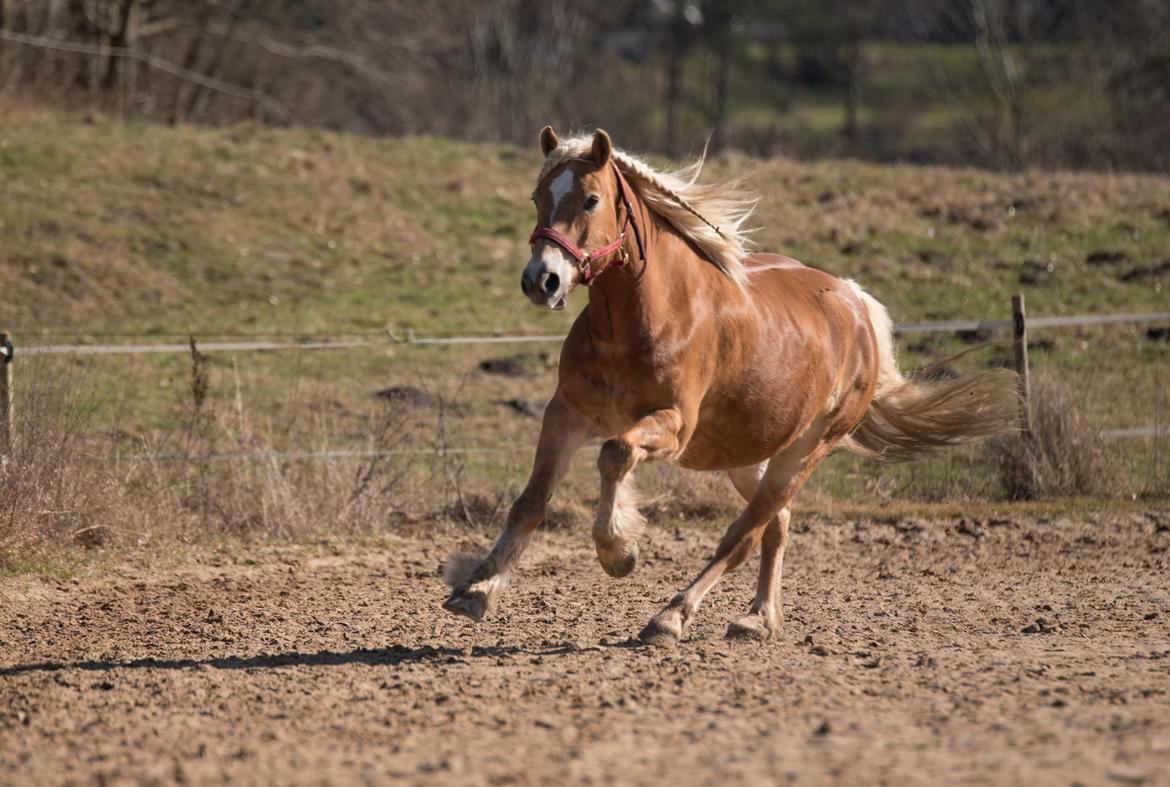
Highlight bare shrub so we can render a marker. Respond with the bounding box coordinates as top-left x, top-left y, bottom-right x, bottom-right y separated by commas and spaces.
989, 373, 1128, 500
0, 355, 157, 563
